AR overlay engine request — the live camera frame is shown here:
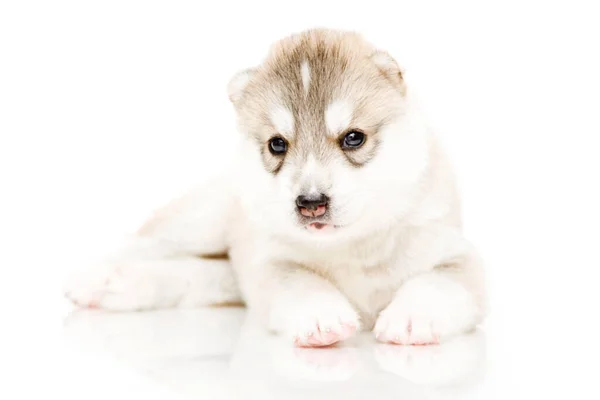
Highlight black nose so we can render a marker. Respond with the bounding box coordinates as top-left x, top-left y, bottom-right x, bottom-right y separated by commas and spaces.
296, 193, 329, 211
